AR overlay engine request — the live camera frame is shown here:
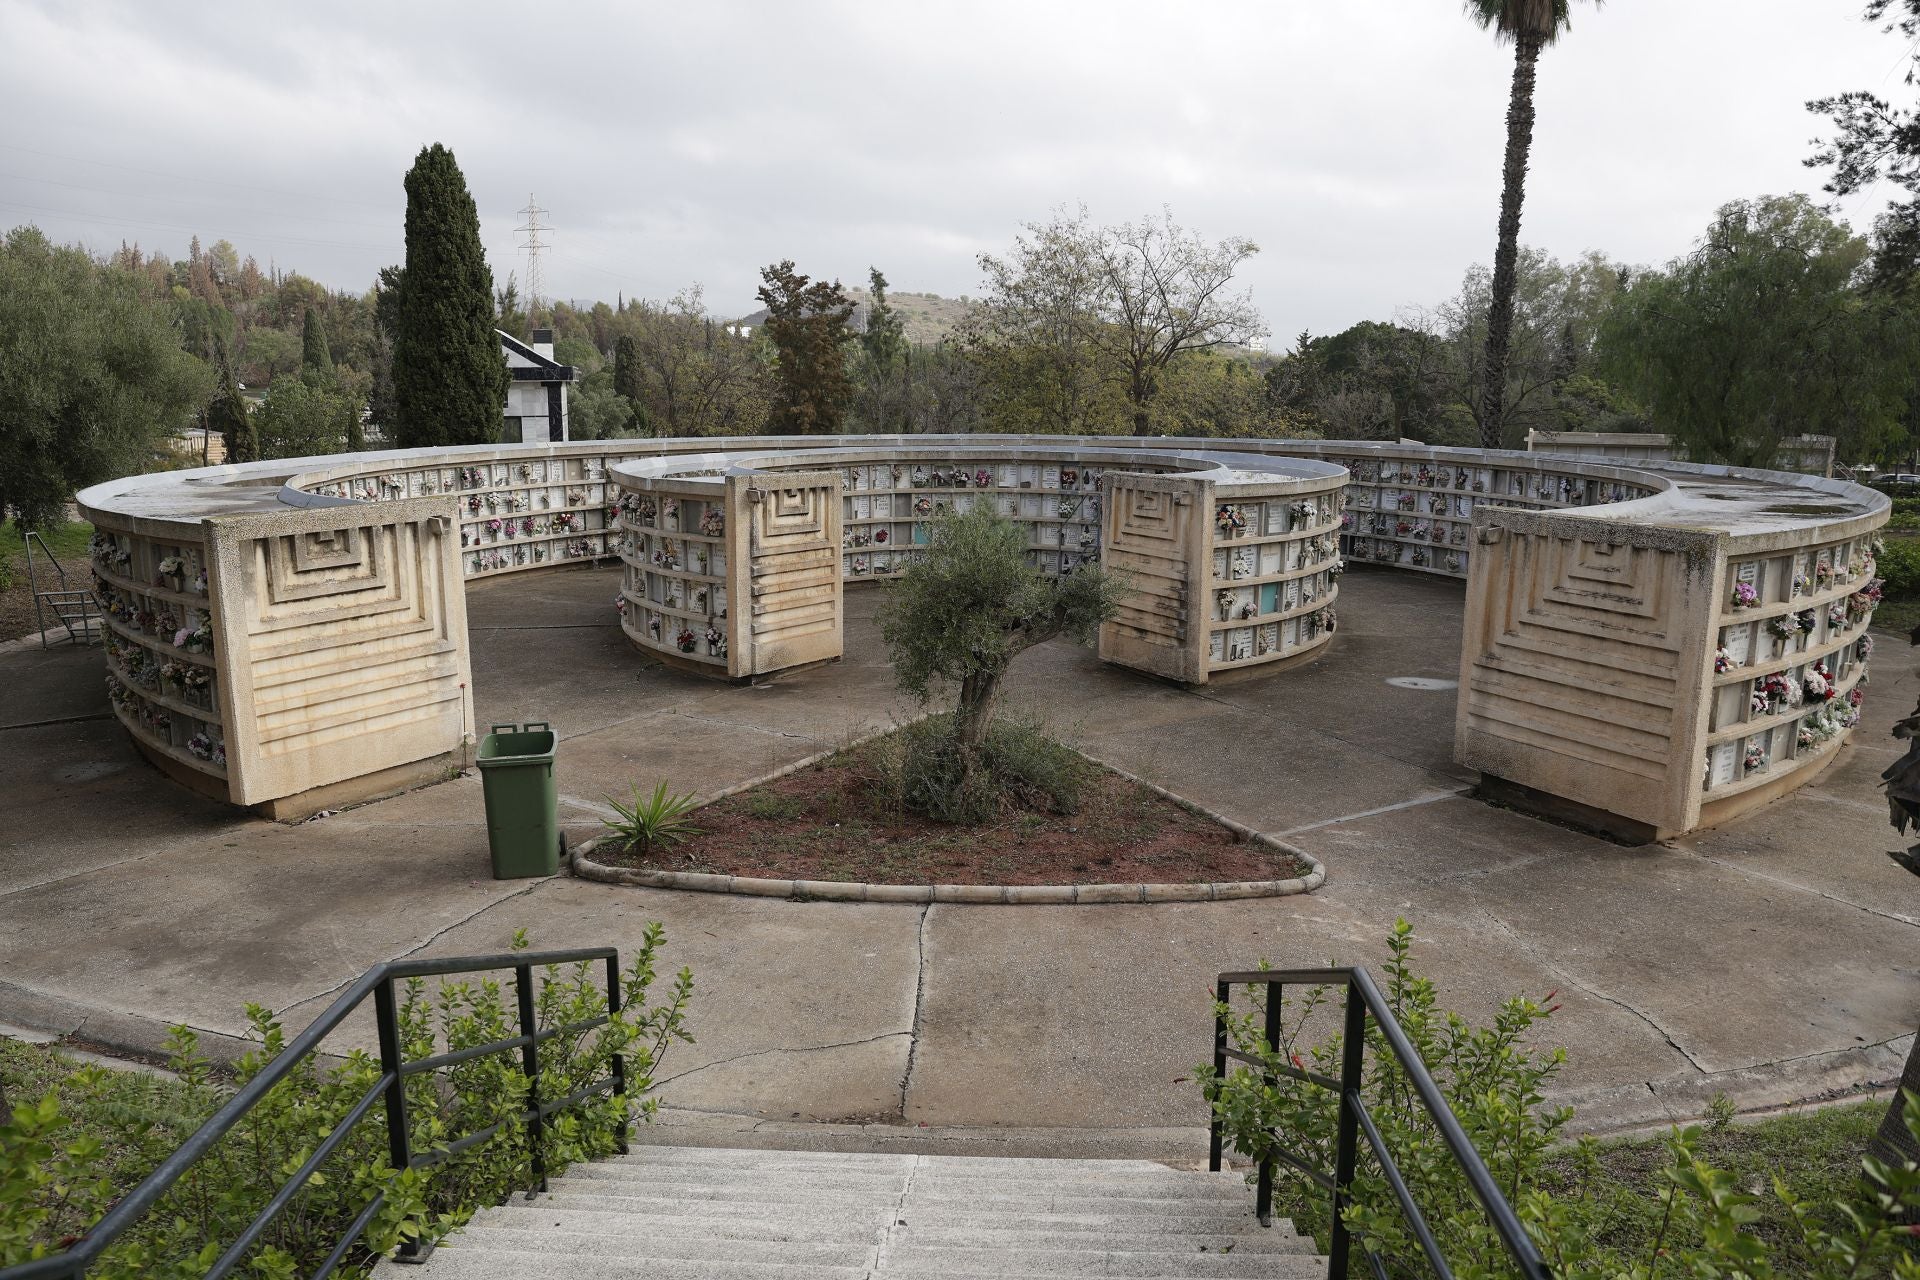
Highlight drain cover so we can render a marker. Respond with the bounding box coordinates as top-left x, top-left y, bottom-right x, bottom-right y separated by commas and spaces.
1386, 677, 1458, 691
